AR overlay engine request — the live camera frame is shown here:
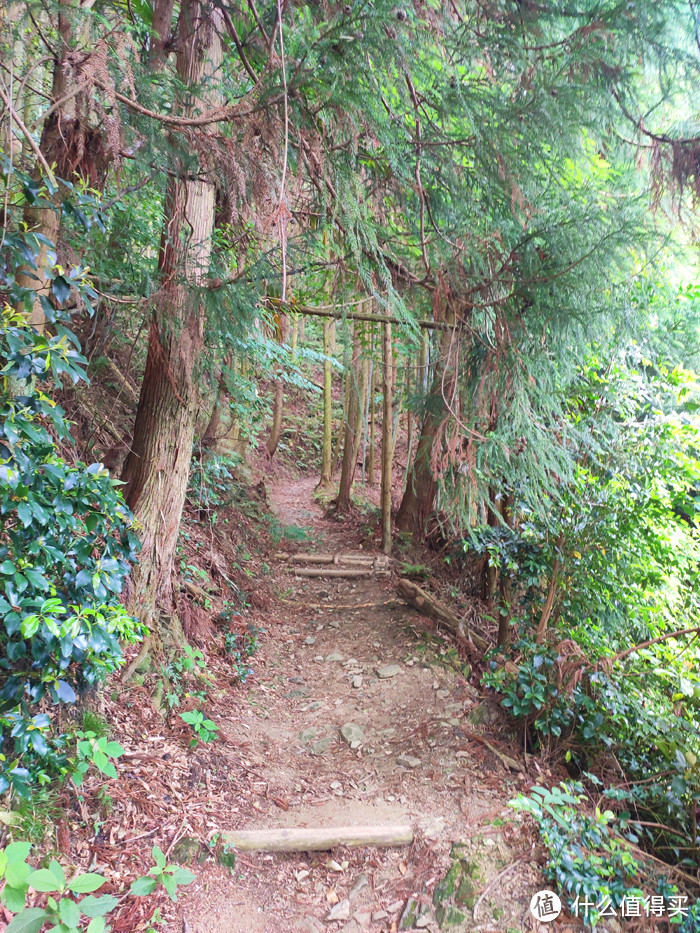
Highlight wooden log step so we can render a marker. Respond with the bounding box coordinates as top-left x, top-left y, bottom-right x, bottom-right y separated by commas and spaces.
277, 552, 390, 566
222, 824, 414, 852
293, 567, 389, 578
